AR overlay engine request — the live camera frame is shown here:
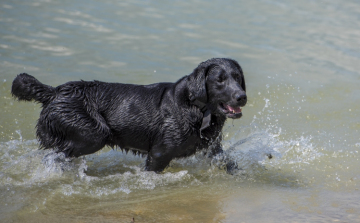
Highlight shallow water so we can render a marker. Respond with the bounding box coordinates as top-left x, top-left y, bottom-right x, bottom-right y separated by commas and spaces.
1, 0, 360, 222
